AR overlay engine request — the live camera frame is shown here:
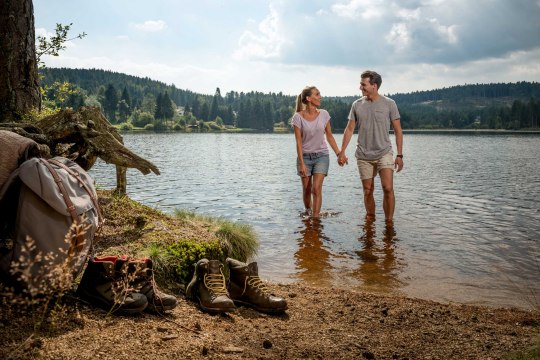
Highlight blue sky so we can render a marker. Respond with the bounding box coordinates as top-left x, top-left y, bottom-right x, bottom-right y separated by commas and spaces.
34, 0, 540, 97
